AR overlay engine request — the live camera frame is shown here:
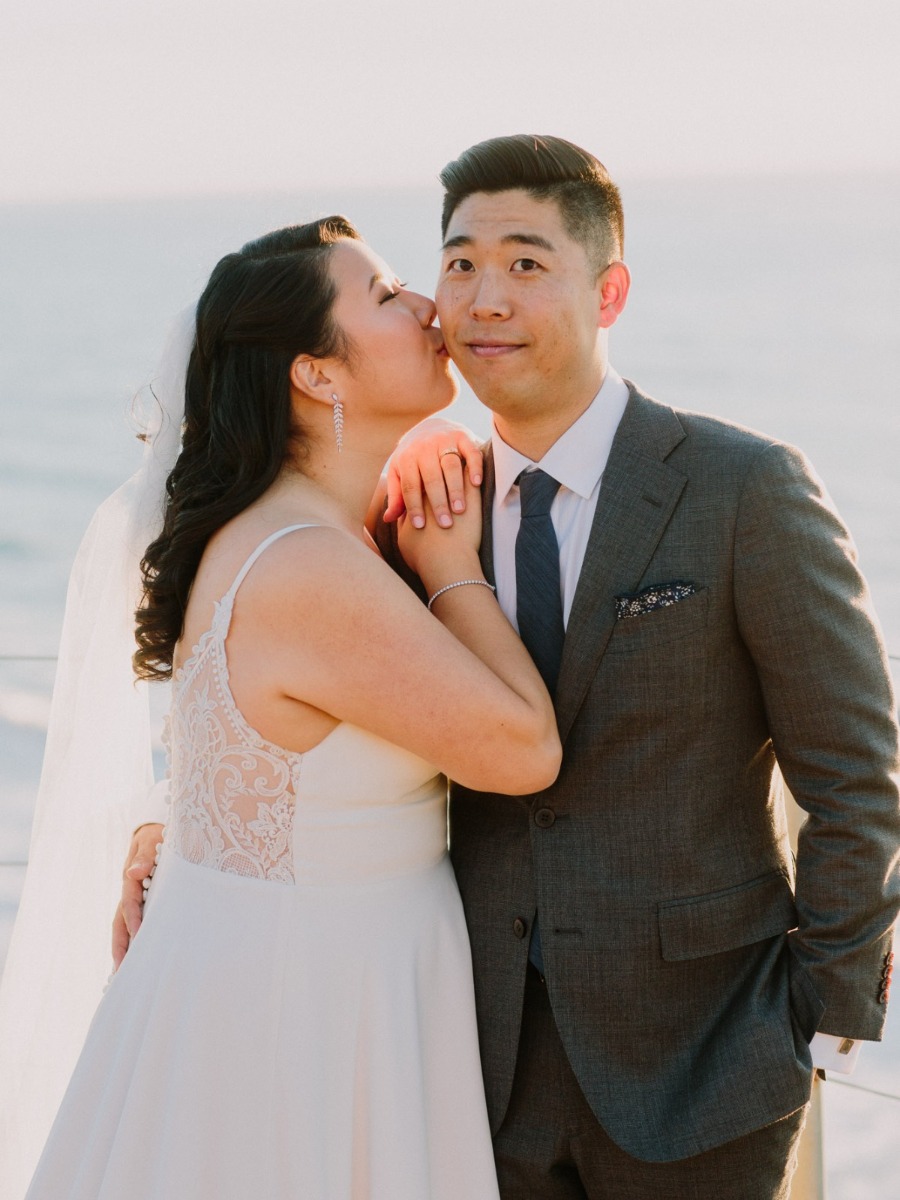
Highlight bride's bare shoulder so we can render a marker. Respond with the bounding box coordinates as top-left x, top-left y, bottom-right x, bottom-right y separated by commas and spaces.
202, 515, 351, 581
180, 520, 367, 648
229, 521, 392, 608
